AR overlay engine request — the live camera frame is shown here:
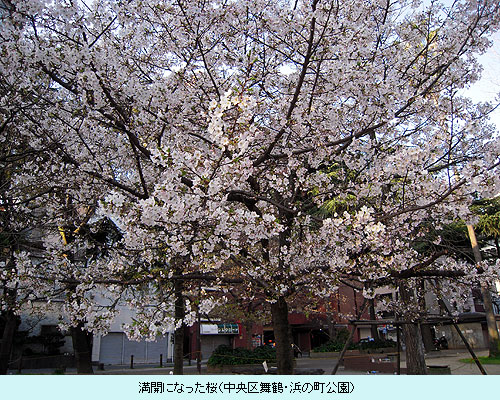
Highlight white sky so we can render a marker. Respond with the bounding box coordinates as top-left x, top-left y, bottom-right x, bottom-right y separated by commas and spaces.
425, 0, 500, 132
466, 30, 500, 131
